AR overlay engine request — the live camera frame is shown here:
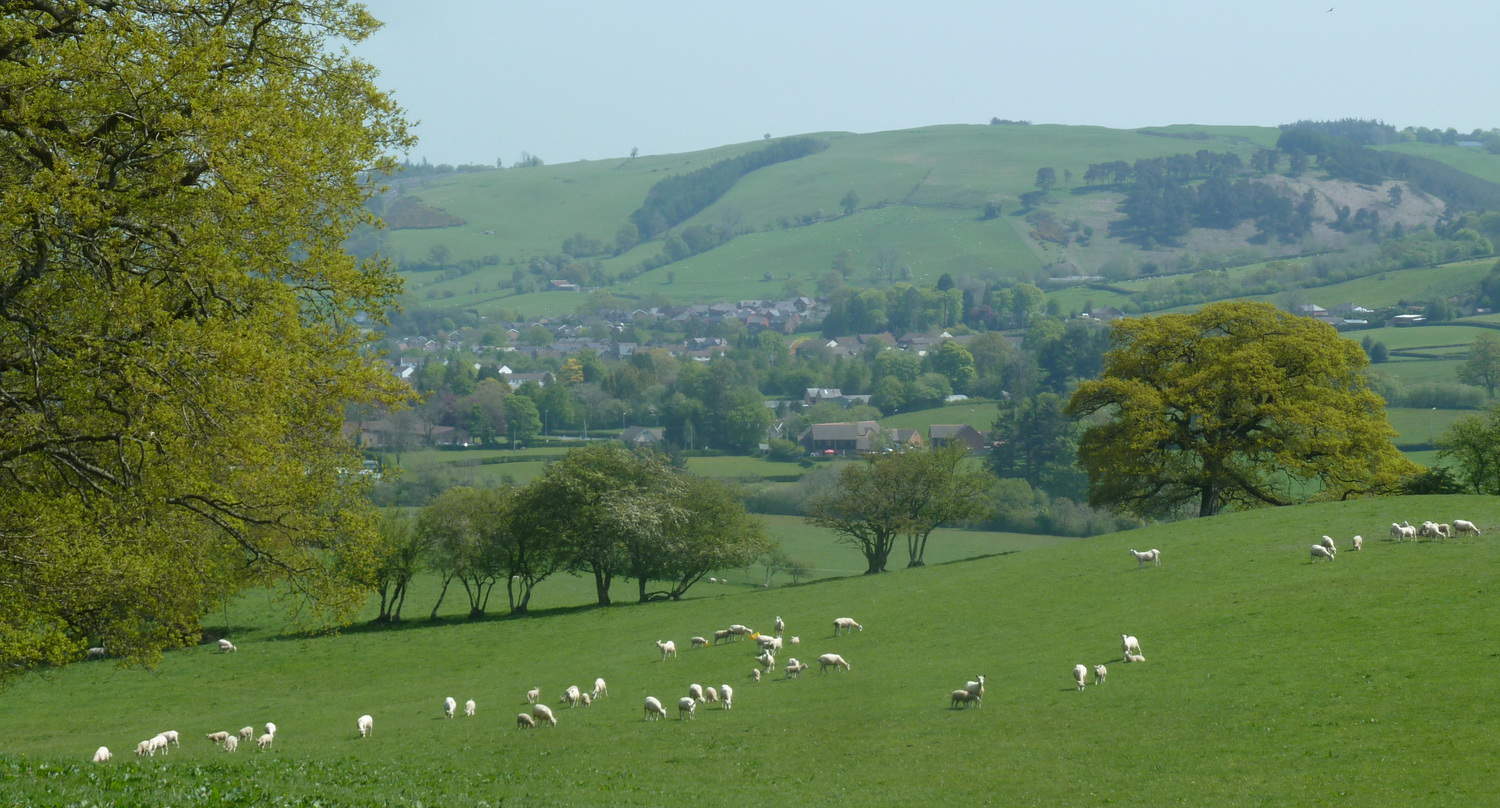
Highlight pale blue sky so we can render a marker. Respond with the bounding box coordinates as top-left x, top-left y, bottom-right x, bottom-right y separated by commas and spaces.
354, 1, 1496, 165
